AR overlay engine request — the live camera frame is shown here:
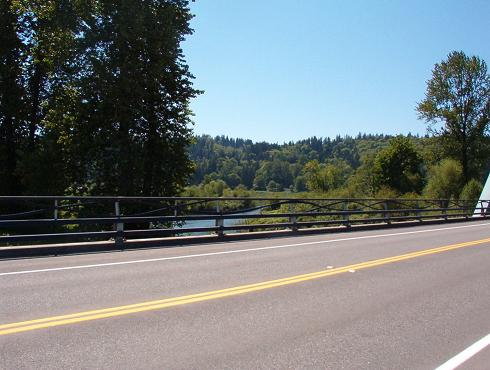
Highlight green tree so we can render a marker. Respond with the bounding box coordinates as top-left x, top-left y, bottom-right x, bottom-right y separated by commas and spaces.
348, 154, 378, 197
374, 137, 424, 194
253, 160, 292, 190
202, 180, 227, 197
3, 1, 94, 195
0, 0, 25, 194
238, 160, 258, 188
1, 1, 199, 198
325, 160, 352, 188
70, 0, 199, 196
460, 179, 483, 202
293, 175, 307, 192
303, 160, 327, 192
424, 159, 463, 199
217, 157, 241, 188
303, 159, 351, 193
266, 180, 282, 192
417, 51, 490, 183
13, 0, 82, 148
